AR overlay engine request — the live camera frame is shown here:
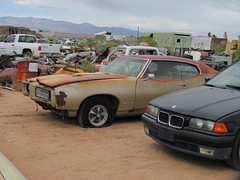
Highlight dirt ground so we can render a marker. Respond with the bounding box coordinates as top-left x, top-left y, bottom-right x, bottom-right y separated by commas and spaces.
0, 88, 239, 180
